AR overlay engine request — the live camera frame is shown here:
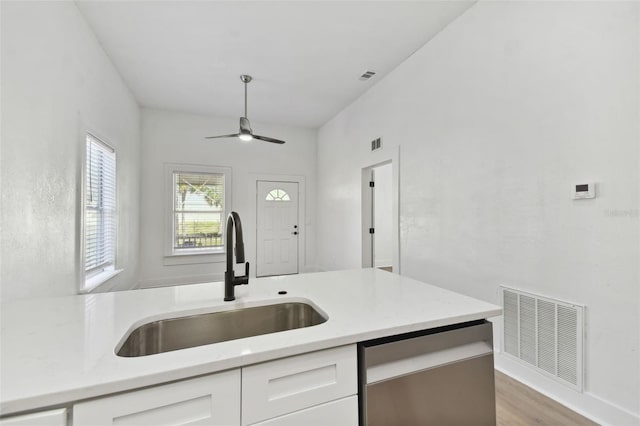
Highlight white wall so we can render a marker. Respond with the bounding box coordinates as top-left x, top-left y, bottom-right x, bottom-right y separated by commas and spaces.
0, 1, 141, 301
317, 1, 639, 424
138, 108, 317, 288
374, 163, 393, 267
